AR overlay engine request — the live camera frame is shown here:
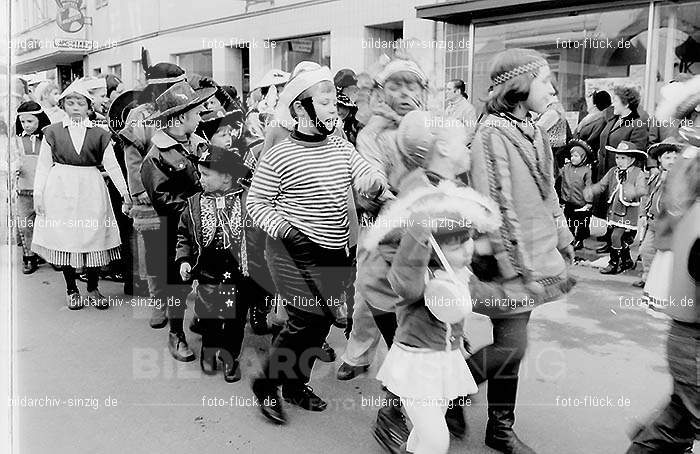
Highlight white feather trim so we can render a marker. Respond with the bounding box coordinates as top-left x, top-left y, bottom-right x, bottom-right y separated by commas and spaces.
656, 75, 700, 122
362, 180, 501, 250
